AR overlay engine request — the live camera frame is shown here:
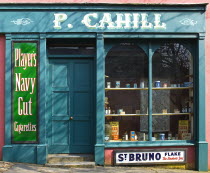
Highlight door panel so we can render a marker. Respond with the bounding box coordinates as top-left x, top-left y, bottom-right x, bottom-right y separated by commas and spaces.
74, 92, 91, 119
72, 121, 91, 144
52, 120, 69, 145
52, 92, 69, 116
47, 59, 94, 154
70, 61, 94, 153
48, 60, 71, 153
52, 64, 69, 87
